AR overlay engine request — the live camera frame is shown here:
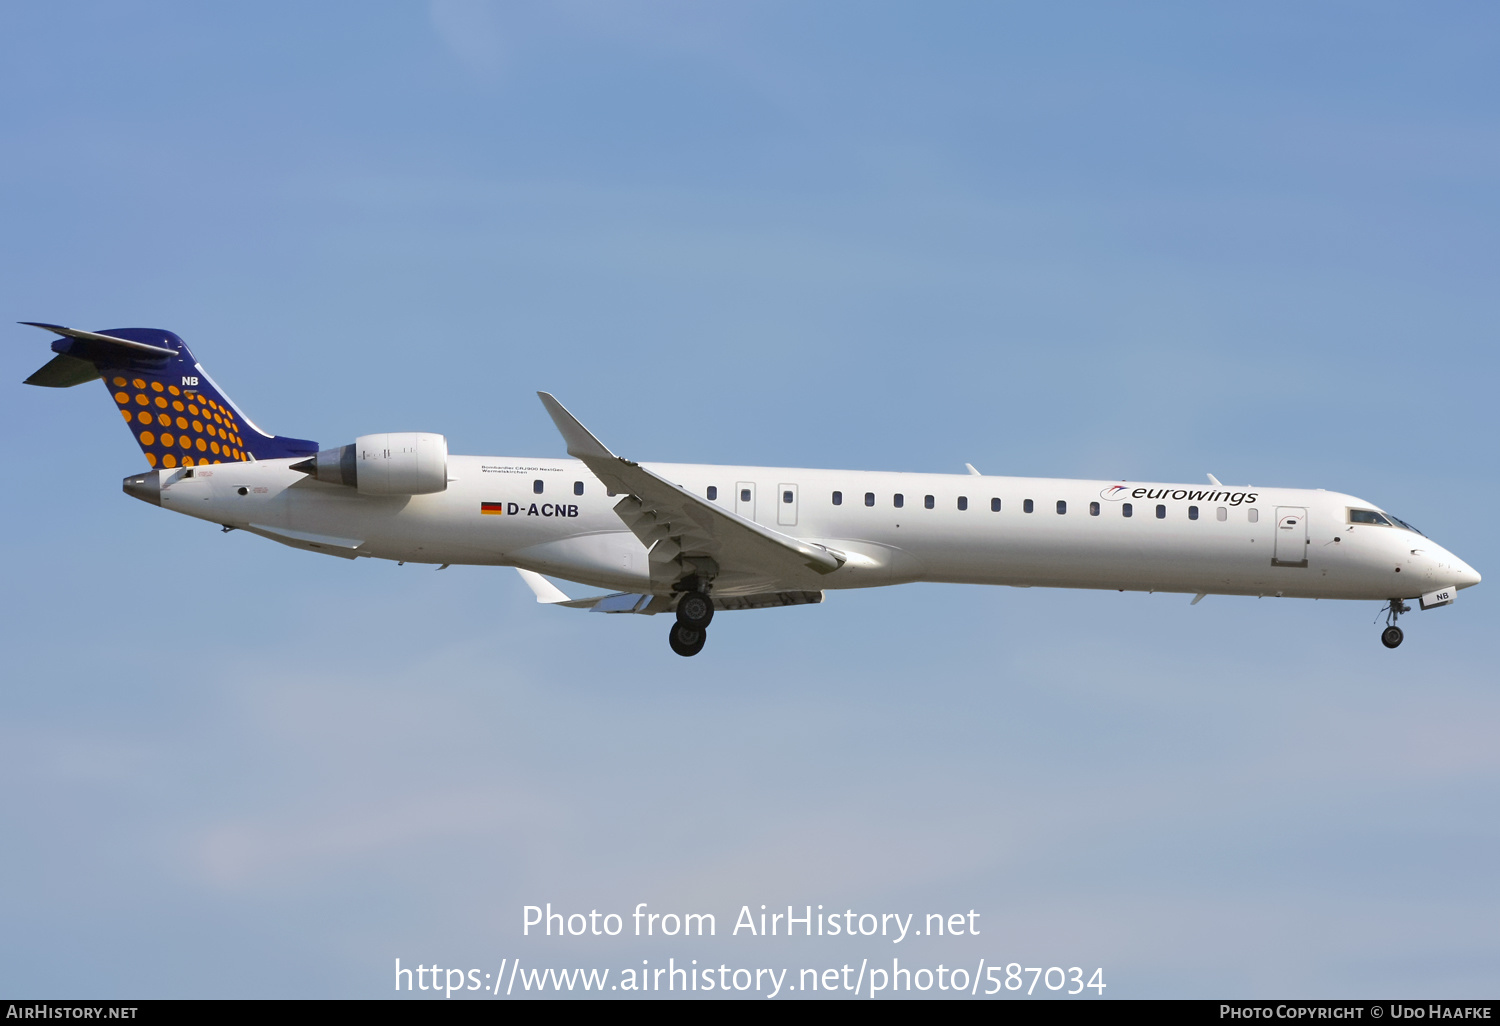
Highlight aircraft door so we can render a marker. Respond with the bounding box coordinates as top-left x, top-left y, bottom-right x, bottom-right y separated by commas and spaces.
735, 481, 756, 522
778, 483, 799, 526
1273, 506, 1309, 567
